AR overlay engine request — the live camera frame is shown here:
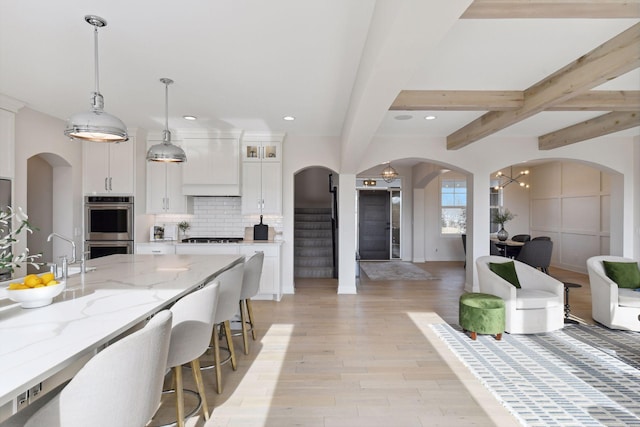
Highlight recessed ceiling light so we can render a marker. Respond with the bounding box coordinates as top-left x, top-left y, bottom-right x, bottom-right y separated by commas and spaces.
183, 115, 197, 121
283, 115, 295, 121
424, 115, 437, 120
394, 114, 413, 121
